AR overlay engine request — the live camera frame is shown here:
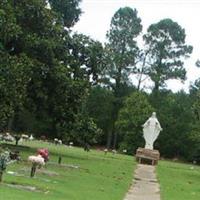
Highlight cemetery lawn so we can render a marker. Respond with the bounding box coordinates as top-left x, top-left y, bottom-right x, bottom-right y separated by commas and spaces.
157, 160, 200, 200
0, 141, 135, 200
